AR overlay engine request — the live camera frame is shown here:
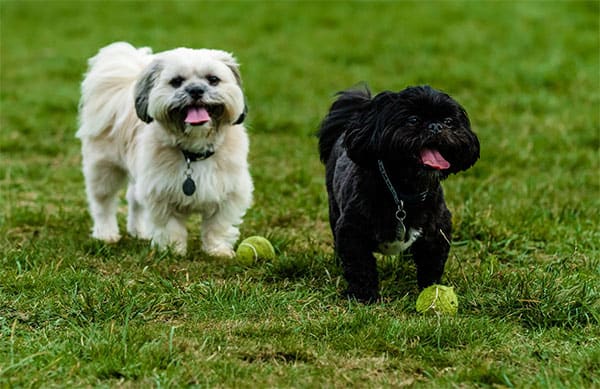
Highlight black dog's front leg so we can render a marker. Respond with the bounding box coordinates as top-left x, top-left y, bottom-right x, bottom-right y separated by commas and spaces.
411, 223, 451, 289
335, 218, 380, 303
